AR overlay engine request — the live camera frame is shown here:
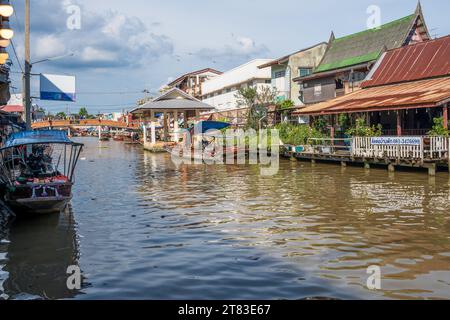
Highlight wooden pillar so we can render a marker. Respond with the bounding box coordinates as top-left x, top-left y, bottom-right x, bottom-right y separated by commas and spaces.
428, 164, 436, 176
163, 112, 168, 142
330, 115, 335, 145
183, 111, 188, 128
388, 163, 395, 172
443, 105, 448, 129
396, 110, 402, 136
